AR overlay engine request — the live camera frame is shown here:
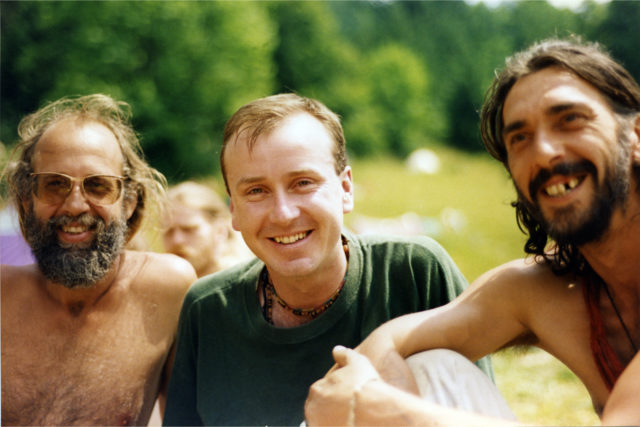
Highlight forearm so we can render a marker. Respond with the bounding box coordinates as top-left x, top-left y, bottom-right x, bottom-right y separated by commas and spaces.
356, 309, 450, 370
